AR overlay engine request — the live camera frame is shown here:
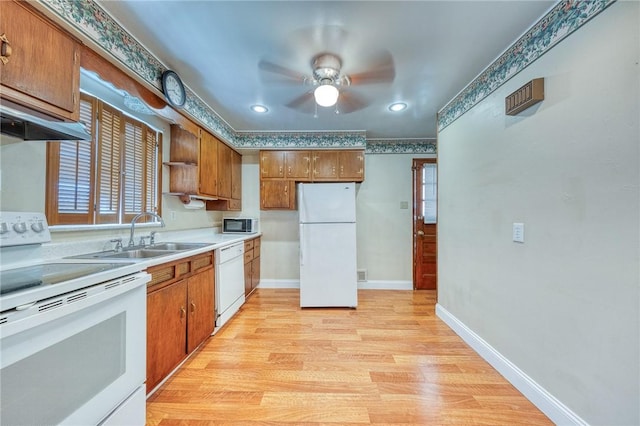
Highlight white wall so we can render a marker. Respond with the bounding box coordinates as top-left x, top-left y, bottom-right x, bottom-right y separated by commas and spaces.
257, 153, 435, 284
437, 2, 639, 425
